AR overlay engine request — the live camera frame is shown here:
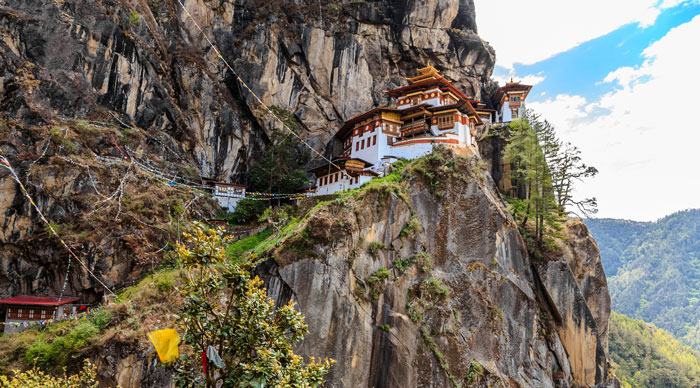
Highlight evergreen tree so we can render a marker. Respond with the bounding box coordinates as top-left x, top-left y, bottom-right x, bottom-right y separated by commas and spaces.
249, 106, 311, 195
549, 142, 598, 217
504, 115, 561, 248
